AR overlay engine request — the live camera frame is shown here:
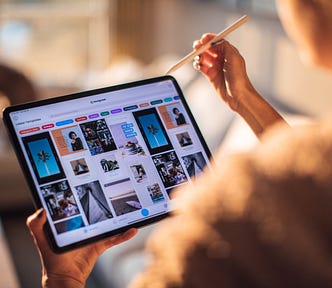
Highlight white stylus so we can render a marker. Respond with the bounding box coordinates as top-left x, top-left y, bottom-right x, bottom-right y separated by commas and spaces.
165, 15, 249, 75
